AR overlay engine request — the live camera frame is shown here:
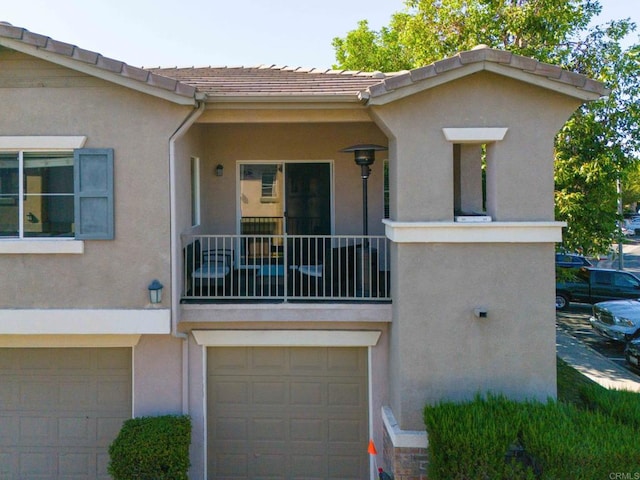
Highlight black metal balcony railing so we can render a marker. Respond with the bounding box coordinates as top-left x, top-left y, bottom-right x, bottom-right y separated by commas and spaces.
181, 234, 390, 301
